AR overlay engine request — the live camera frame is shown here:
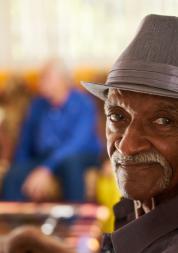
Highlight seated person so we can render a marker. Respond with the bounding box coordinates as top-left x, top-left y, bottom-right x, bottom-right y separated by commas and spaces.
2, 226, 73, 253
1, 60, 102, 202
